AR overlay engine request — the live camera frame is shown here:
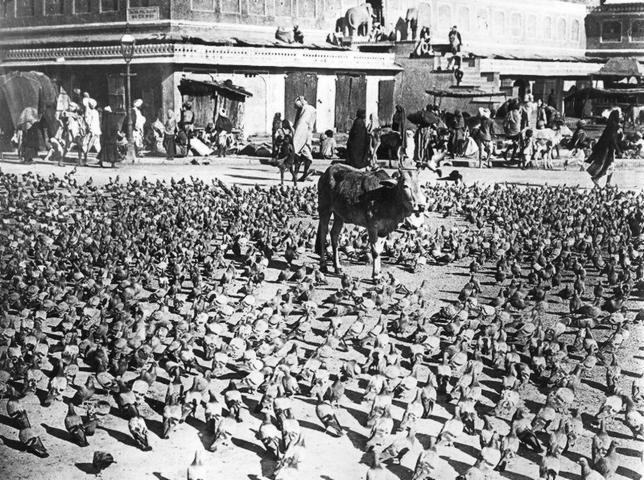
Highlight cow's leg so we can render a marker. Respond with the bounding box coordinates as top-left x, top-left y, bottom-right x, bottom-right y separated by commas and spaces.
330, 217, 344, 274
316, 210, 331, 272
369, 231, 384, 280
